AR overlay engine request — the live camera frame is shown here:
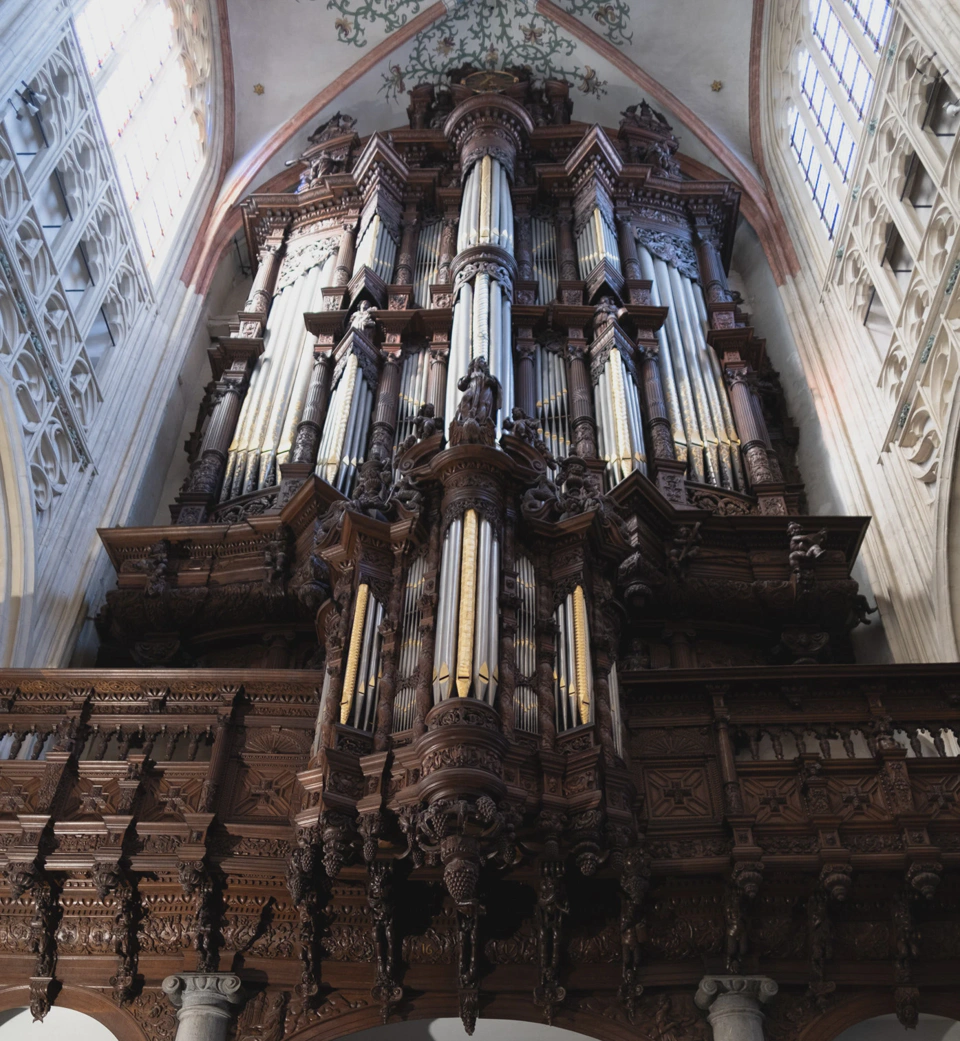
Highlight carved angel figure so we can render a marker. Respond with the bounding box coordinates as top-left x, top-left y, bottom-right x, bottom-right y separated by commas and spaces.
307, 111, 357, 145
349, 299, 377, 332
450, 356, 502, 446
593, 295, 628, 332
